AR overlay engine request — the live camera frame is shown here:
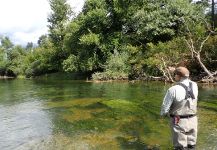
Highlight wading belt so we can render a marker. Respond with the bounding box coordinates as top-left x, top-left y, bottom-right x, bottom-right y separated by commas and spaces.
170, 114, 196, 119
